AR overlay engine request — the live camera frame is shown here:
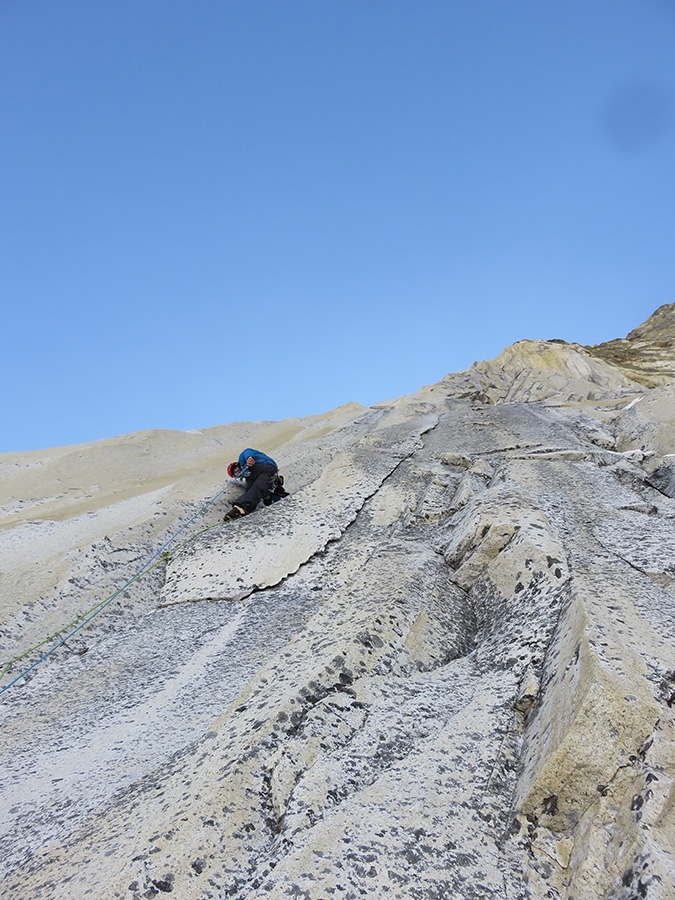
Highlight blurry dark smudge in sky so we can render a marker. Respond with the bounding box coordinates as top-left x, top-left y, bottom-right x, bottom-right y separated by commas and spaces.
601, 82, 673, 154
